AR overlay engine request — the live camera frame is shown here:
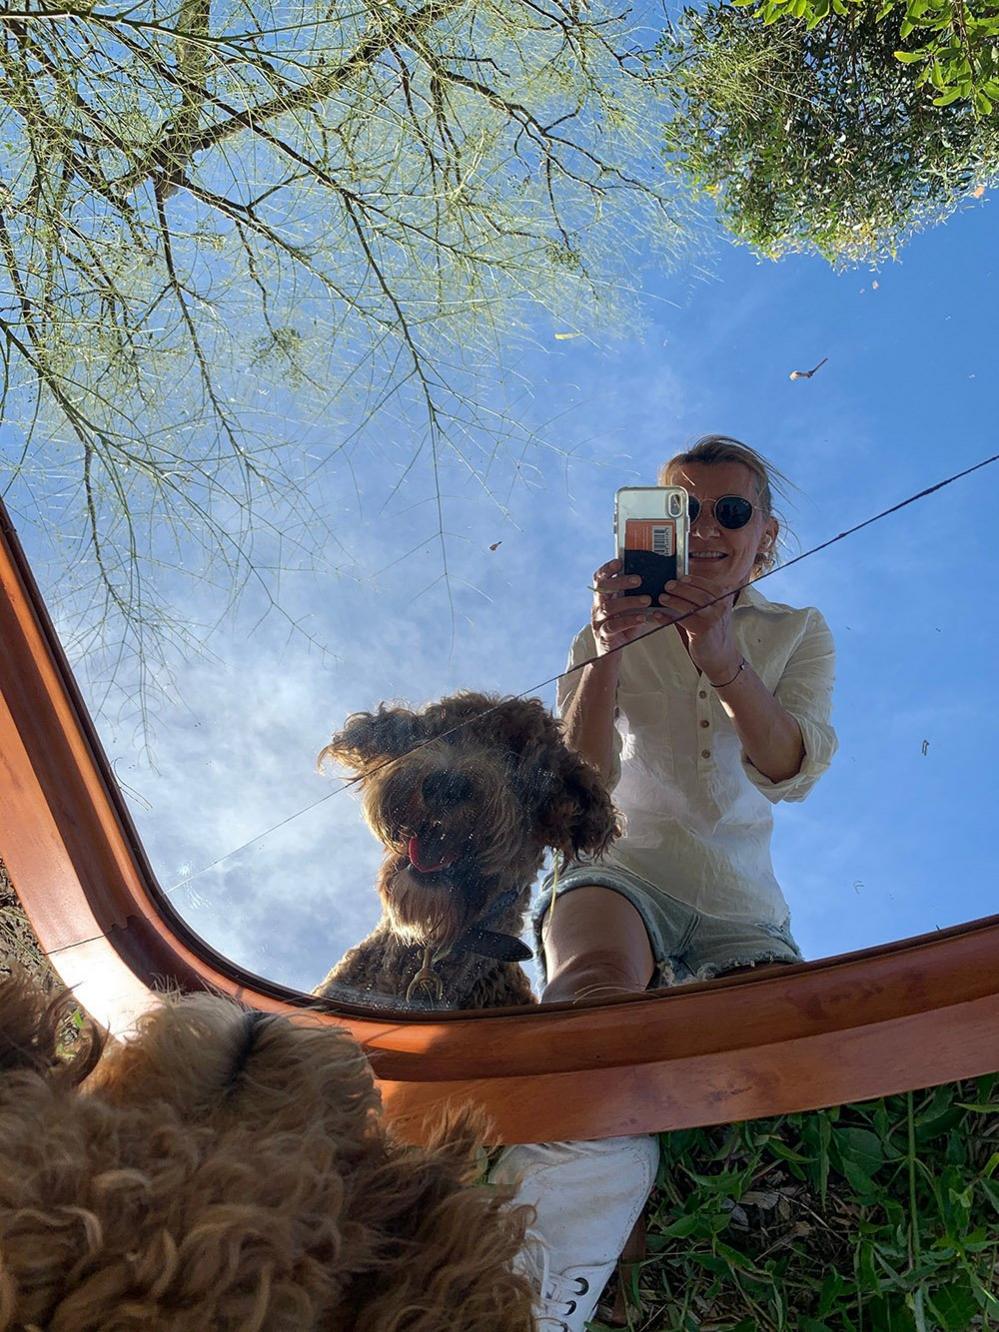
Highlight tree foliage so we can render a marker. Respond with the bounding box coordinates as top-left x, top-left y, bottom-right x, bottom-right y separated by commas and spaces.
732, 0, 999, 115
658, 3, 999, 264
0, 0, 682, 682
